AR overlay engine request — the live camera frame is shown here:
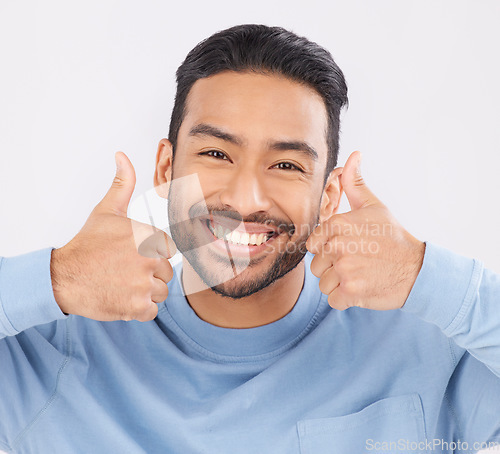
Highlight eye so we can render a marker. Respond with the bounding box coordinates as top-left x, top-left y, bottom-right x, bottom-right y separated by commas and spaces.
199, 150, 229, 160
273, 162, 304, 172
